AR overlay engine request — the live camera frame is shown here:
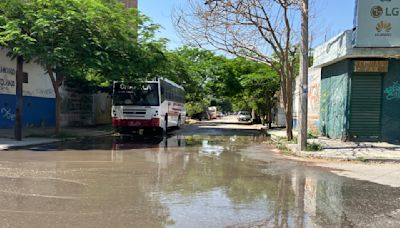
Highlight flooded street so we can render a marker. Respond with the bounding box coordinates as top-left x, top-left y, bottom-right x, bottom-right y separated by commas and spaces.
0, 125, 399, 227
